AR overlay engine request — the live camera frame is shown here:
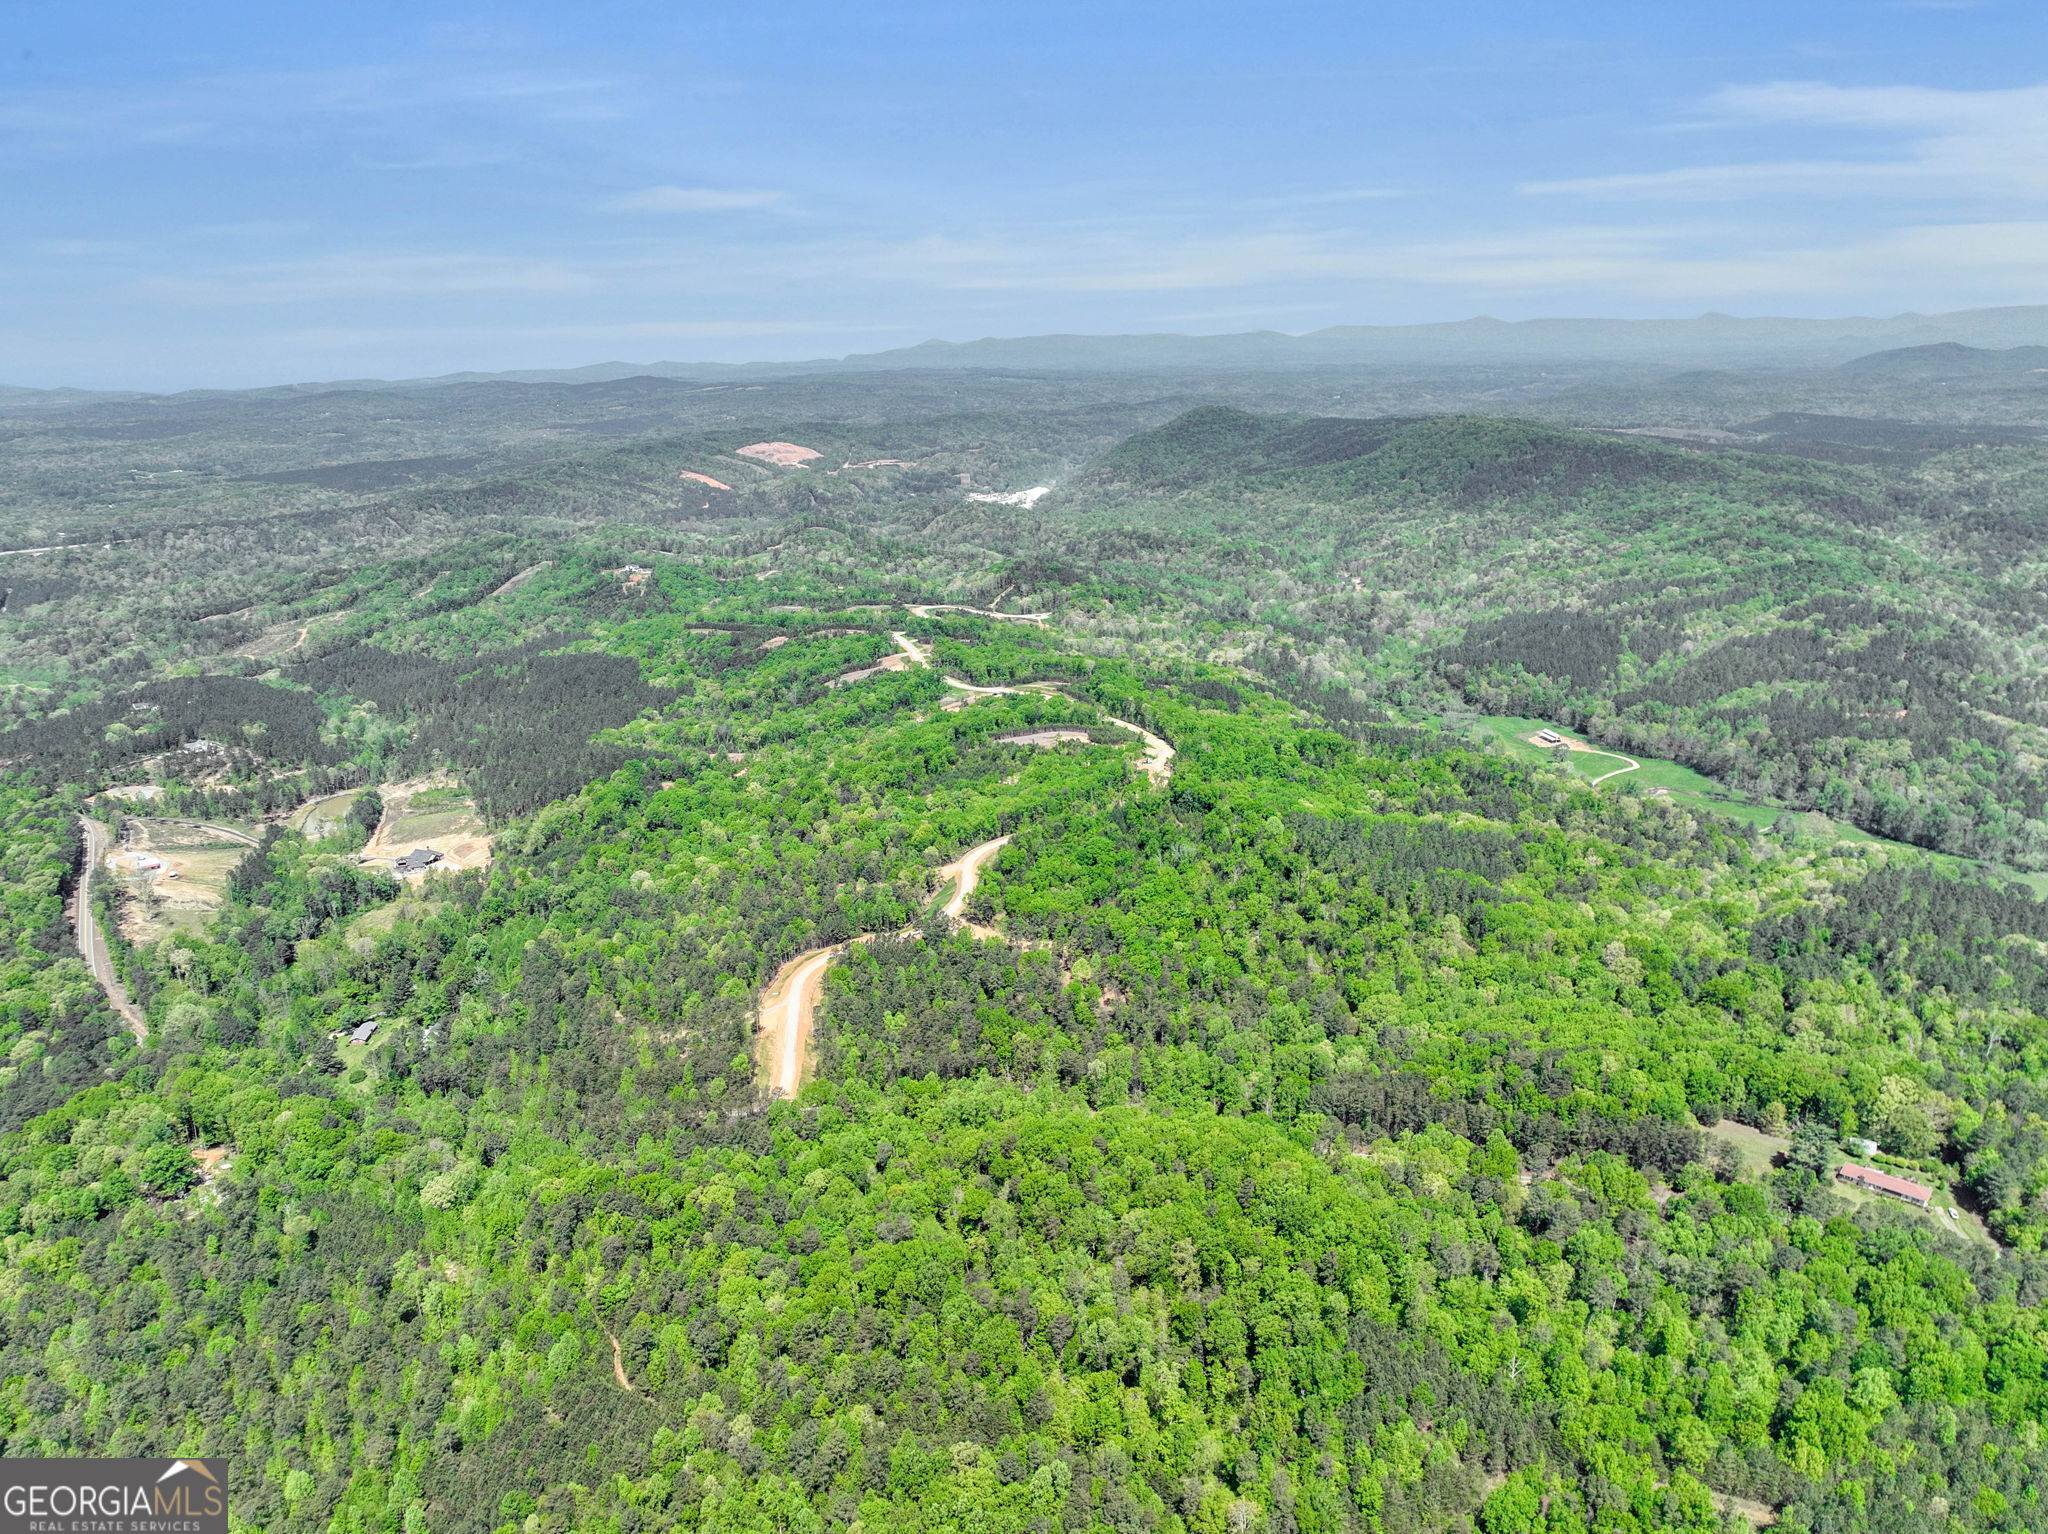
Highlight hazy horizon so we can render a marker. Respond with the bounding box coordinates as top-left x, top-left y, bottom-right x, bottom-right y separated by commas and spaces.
13, 301, 2048, 398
